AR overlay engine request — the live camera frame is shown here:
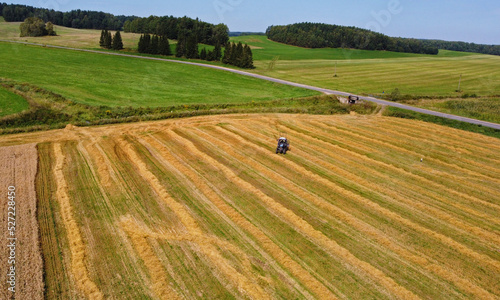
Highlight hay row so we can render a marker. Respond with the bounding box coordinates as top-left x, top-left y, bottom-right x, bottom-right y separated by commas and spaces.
226, 122, 500, 273
117, 136, 271, 300
165, 129, 419, 300
207, 125, 495, 298
53, 143, 103, 300
143, 133, 337, 299
274, 123, 500, 245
